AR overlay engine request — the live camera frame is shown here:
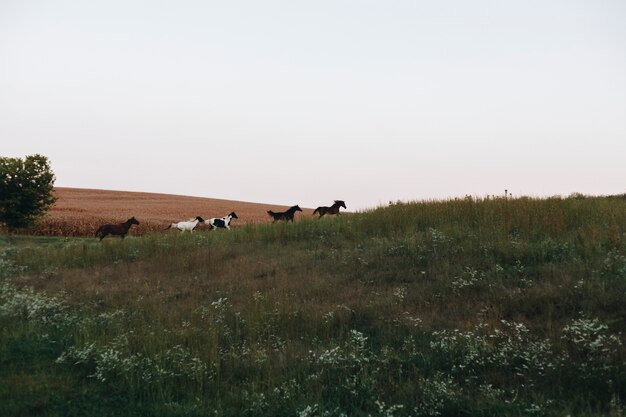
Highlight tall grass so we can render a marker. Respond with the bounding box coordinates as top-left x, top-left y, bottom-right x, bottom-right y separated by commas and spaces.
1, 195, 625, 416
